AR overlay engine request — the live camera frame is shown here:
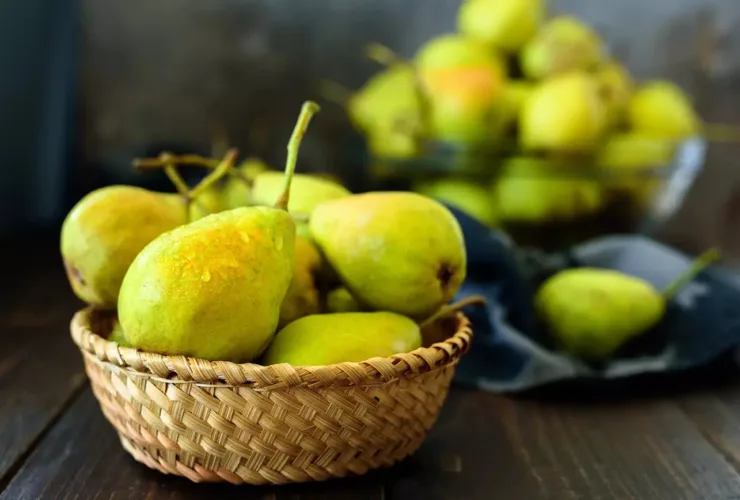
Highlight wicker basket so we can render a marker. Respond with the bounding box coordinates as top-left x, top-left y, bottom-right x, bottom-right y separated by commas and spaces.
70, 307, 473, 485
